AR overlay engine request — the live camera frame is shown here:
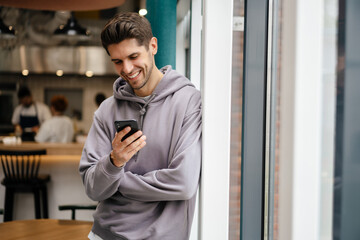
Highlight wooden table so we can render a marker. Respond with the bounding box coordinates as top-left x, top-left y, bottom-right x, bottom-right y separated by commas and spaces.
0, 219, 93, 240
